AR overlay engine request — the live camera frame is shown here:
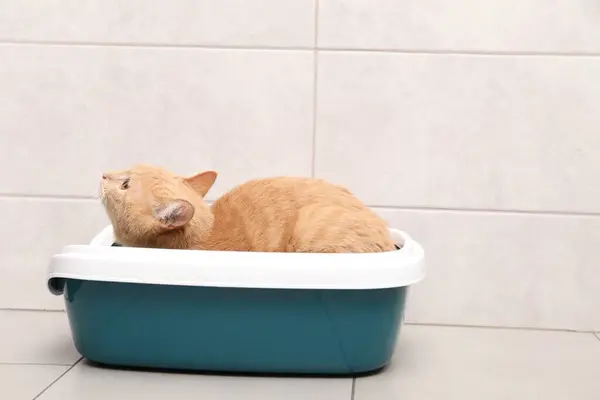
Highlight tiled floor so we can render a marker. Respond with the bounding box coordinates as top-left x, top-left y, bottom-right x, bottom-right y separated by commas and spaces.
1, 310, 599, 400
